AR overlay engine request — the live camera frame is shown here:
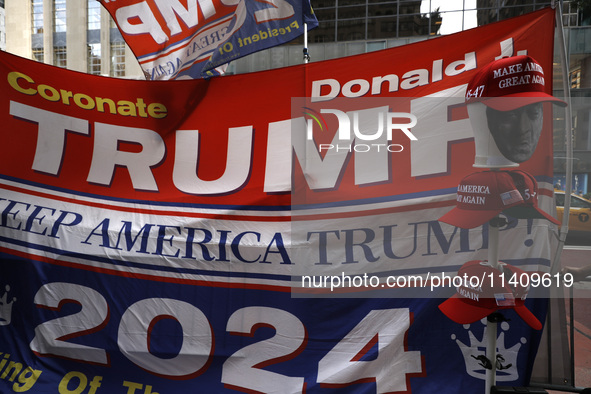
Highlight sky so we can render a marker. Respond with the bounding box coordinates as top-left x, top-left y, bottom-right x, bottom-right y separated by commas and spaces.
420, 0, 479, 35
